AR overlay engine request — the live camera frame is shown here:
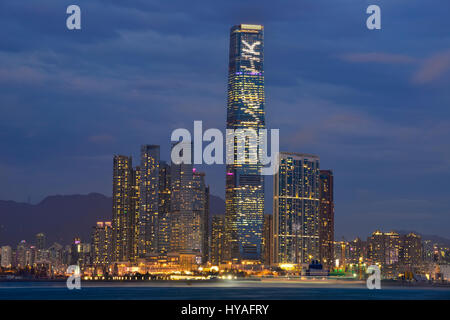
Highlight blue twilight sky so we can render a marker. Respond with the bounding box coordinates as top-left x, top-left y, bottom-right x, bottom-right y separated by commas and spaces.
1, 0, 450, 239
